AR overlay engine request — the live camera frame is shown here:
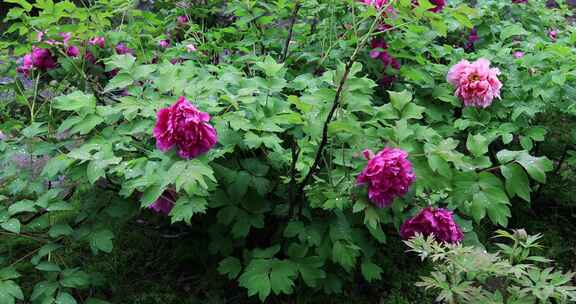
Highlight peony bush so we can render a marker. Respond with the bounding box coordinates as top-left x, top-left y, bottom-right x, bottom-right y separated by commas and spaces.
0, 0, 575, 302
